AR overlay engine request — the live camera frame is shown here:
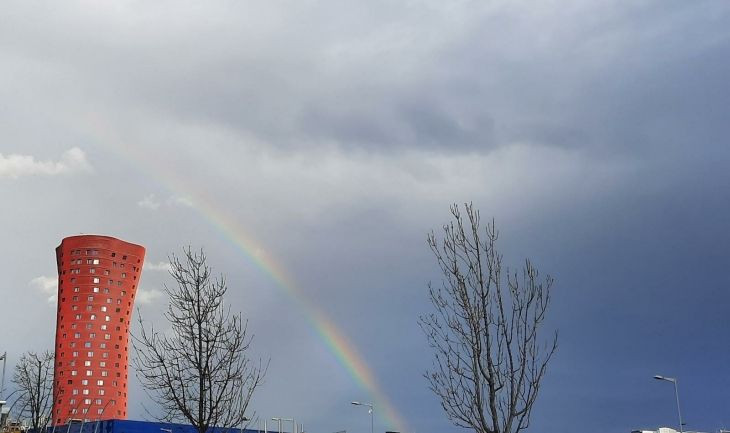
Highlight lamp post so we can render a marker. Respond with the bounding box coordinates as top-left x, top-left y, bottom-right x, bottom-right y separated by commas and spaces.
351, 401, 373, 433
93, 400, 115, 433
654, 375, 683, 433
0, 352, 6, 401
